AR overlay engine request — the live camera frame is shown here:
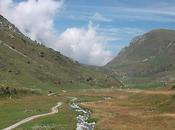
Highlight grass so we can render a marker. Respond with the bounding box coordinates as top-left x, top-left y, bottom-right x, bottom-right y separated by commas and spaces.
0, 95, 62, 129
76, 96, 103, 103
16, 103, 77, 130
123, 81, 164, 89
